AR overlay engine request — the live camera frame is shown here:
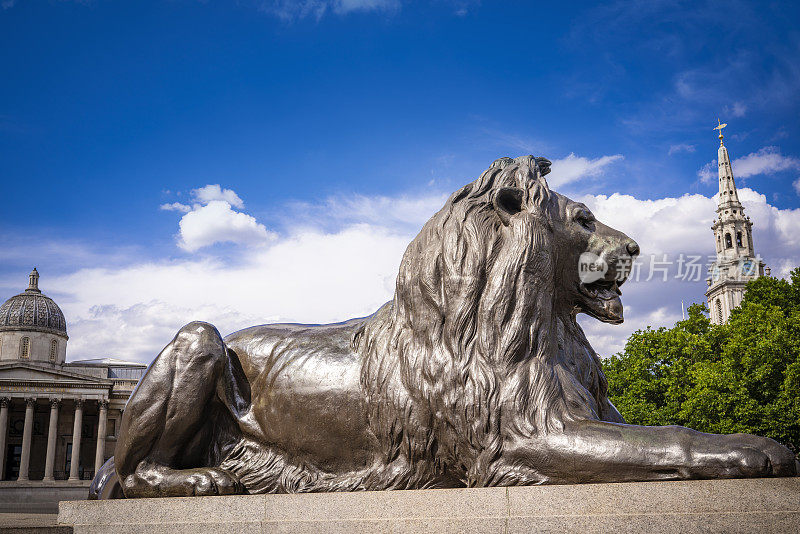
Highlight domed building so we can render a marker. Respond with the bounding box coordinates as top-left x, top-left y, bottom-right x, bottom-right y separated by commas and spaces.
0, 268, 68, 364
0, 269, 146, 513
